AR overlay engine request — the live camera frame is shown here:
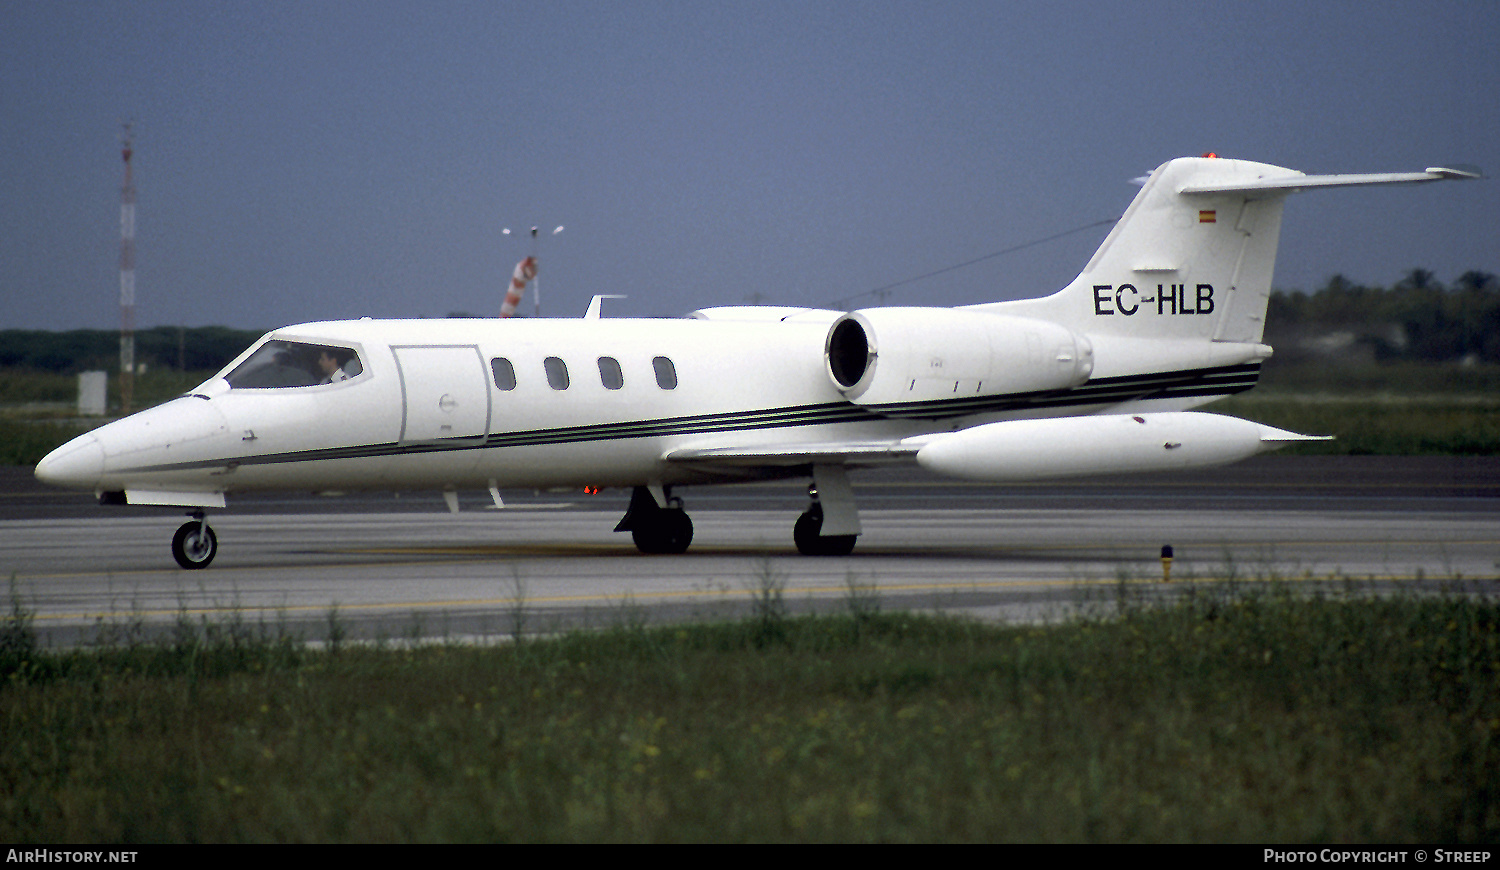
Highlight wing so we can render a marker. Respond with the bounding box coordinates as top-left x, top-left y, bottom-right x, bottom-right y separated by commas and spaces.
663, 438, 923, 471
664, 412, 1327, 482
